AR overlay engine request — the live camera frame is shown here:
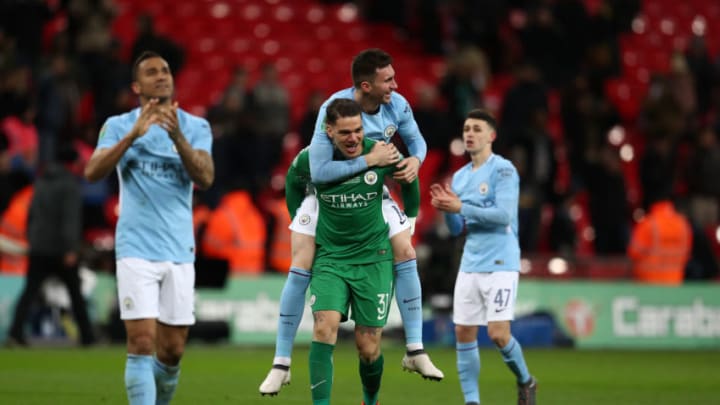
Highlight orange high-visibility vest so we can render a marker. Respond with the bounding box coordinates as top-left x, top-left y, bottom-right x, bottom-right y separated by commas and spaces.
201, 190, 267, 274
265, 197, 291, 272
0, 186, 33, 275
193, 204, 211, 237
628, 201, 693, 285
